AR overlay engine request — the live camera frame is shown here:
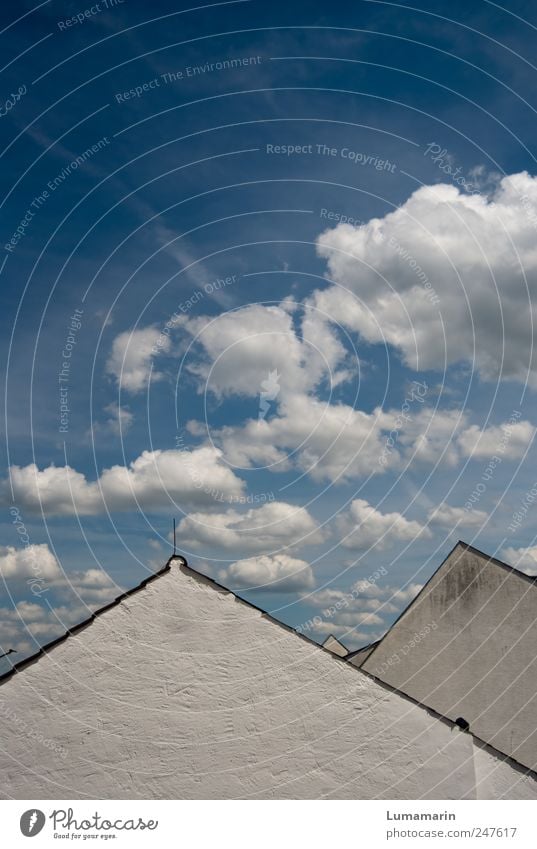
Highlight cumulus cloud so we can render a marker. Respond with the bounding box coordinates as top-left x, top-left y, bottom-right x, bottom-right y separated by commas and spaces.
0, 550, 121, 656
58, 568, 120, 603
304, 577, 423, 649
177, 501, 324, 555
306, 585, 409, 616
0, 447, 244, 516
201, 393, 397, 482
305, 585, 389, 610
0, 542, 120, 605
390, 582, 425, 604
398, 409, 536, 469
203, 381, 532, 484
106, 327, 170, 393
0, 544, 61, 581
399, 408, 467, 468
173, 298, 537, 484
103, 402, 134, 435
178, 302, 349, 401
0, 599, 102, 651
175, 302, 392, 483
501, 545, 537, 576
427, 502, 489, 528
335, 499, 431, 550
219, 553, 315, 592
457, 420, 536, 460
311, 621, 372, 646
315, 172, 537, 385
129, 301, 392, 484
